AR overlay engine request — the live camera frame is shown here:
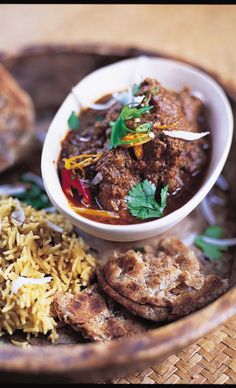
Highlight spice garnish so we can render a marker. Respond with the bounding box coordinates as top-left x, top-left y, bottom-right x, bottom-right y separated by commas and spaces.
68, 111, 80, 131
71, 206, 120, 219
194, 226, 228, 260
63, 153, 102, 172
126, 180, 168, 220
109, 105, 153, 148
